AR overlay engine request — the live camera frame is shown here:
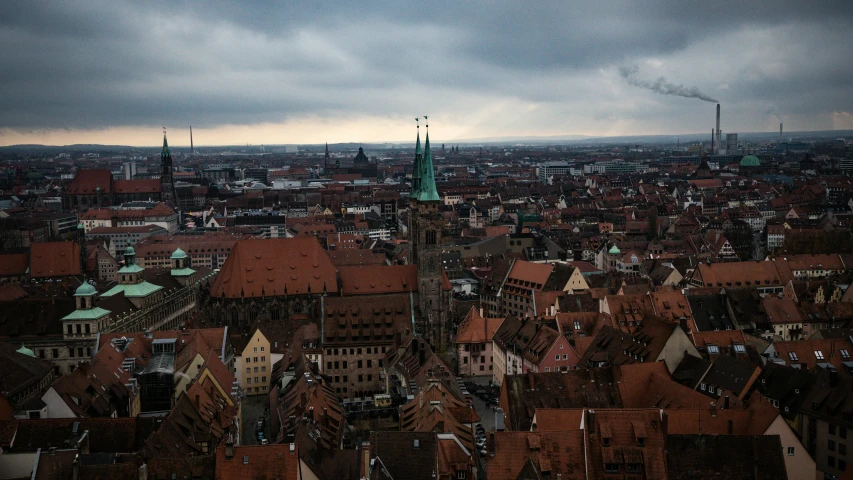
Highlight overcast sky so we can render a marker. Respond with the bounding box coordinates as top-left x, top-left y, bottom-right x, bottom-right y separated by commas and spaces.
1, 1, 852, 146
